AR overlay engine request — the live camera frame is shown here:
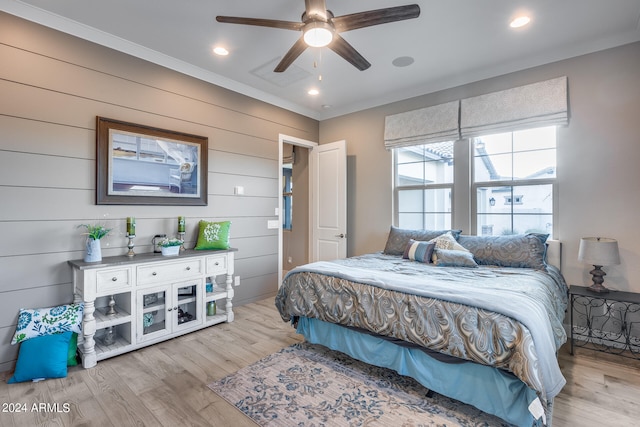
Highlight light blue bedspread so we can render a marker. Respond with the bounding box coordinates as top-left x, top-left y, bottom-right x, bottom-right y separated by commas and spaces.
282, 253, 567, 401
